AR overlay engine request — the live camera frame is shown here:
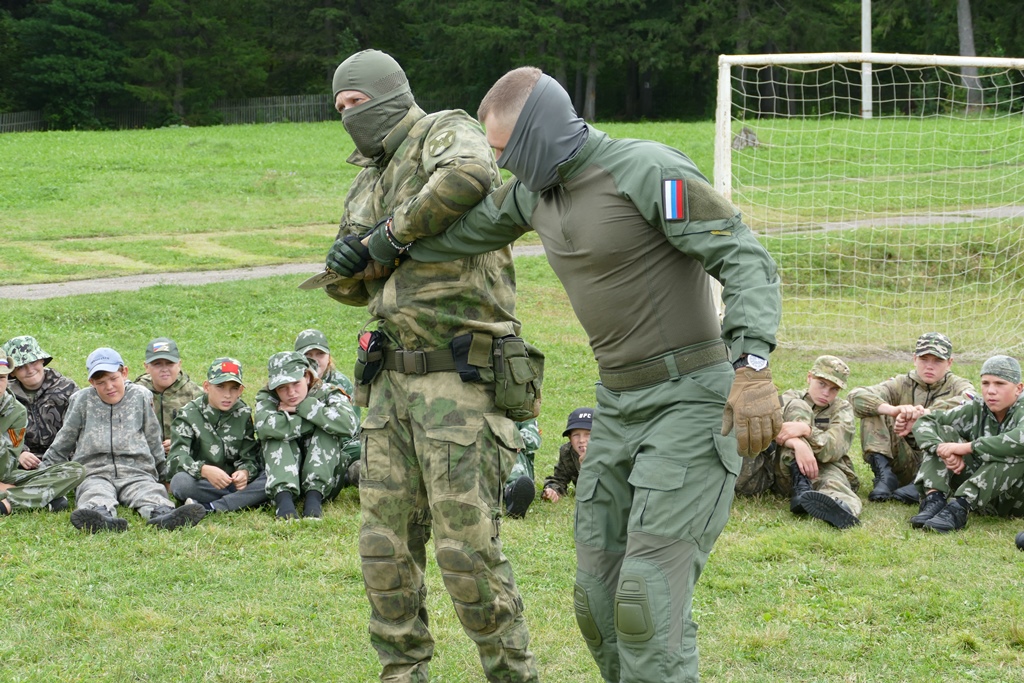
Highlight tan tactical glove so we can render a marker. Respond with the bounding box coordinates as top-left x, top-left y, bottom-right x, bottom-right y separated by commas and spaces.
721, 366, 783, 457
